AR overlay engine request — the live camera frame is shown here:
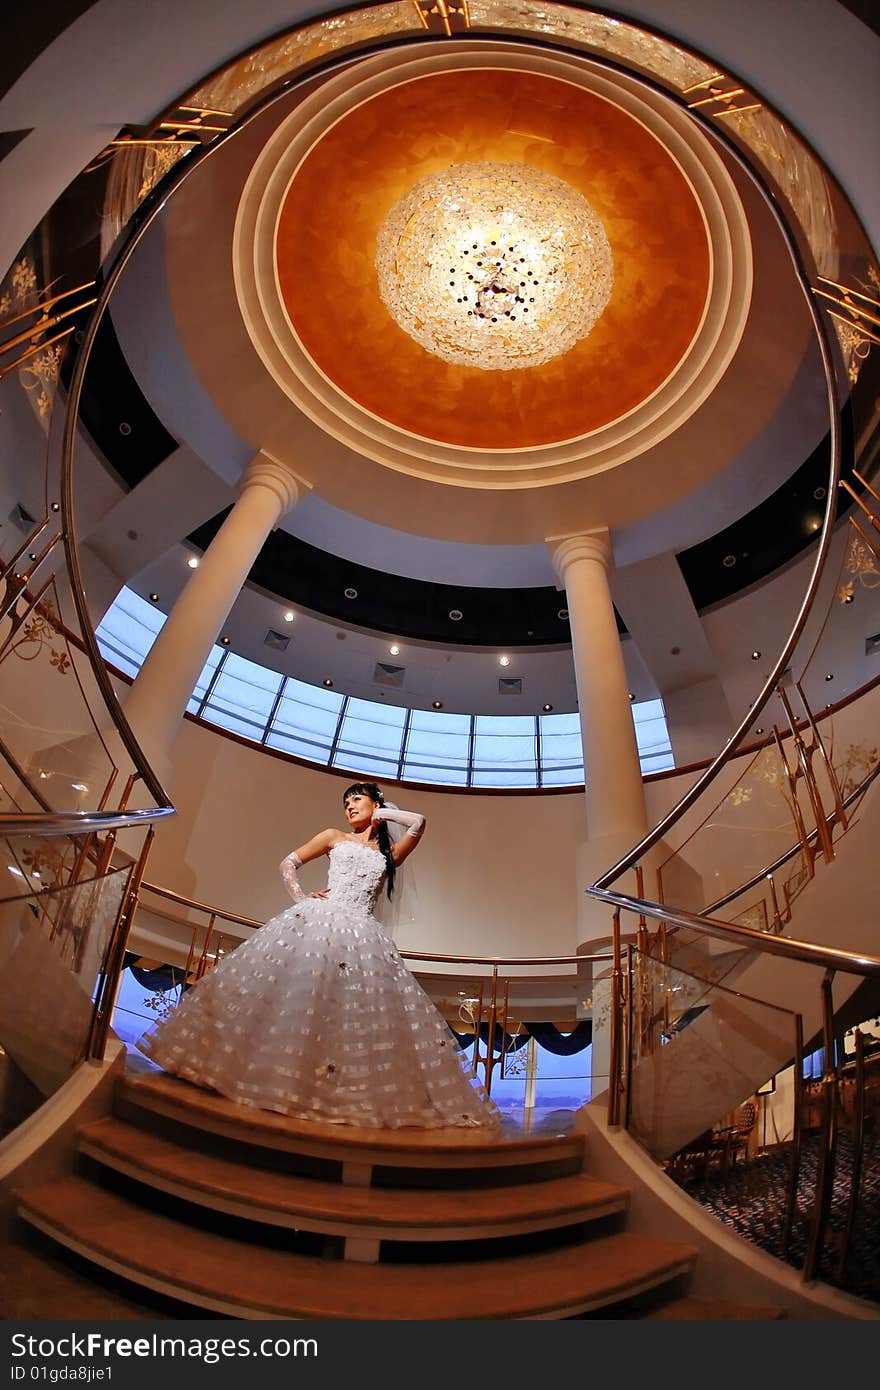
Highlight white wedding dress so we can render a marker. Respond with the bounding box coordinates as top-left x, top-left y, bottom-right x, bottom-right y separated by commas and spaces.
137, 840, 497, 1129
